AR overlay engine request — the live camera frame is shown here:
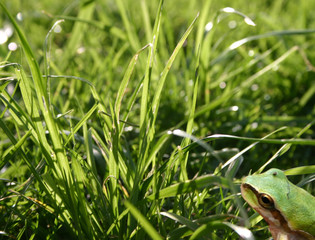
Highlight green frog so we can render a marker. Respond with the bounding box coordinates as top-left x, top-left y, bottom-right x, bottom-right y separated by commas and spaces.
241, 168, 315, 240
